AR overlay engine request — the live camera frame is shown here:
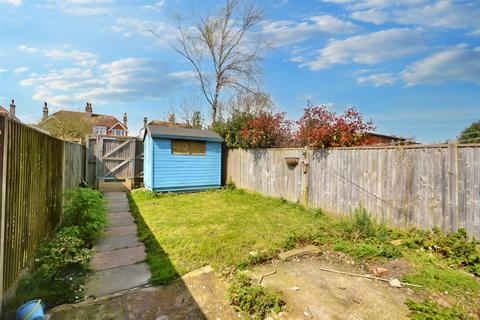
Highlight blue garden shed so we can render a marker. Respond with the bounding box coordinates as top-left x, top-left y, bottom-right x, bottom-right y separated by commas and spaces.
143, 124, 223, 192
